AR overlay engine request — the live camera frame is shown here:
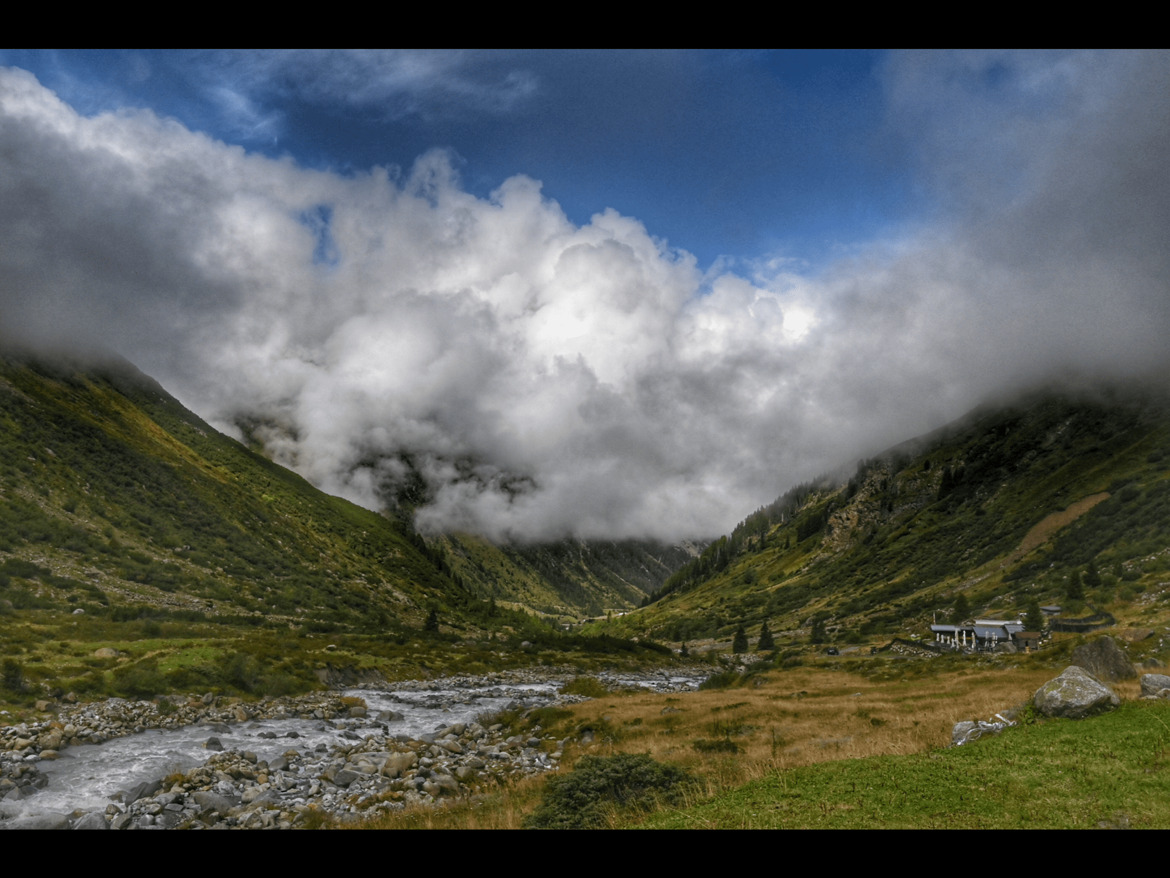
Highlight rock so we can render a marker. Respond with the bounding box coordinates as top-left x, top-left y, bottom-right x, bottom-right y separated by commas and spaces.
333, 768, 363, 787
124, 779, 162, 803
191, 790, 237, 816
72, 811, 109, 830
110, 811, 134, 830
5, 812, 71, 829
380, 751, 418, 779
1117, 628, 1154, 643
1071, 636, 1137, 682
1140, 673, 1170, 699
1034, 666, 1120, 719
